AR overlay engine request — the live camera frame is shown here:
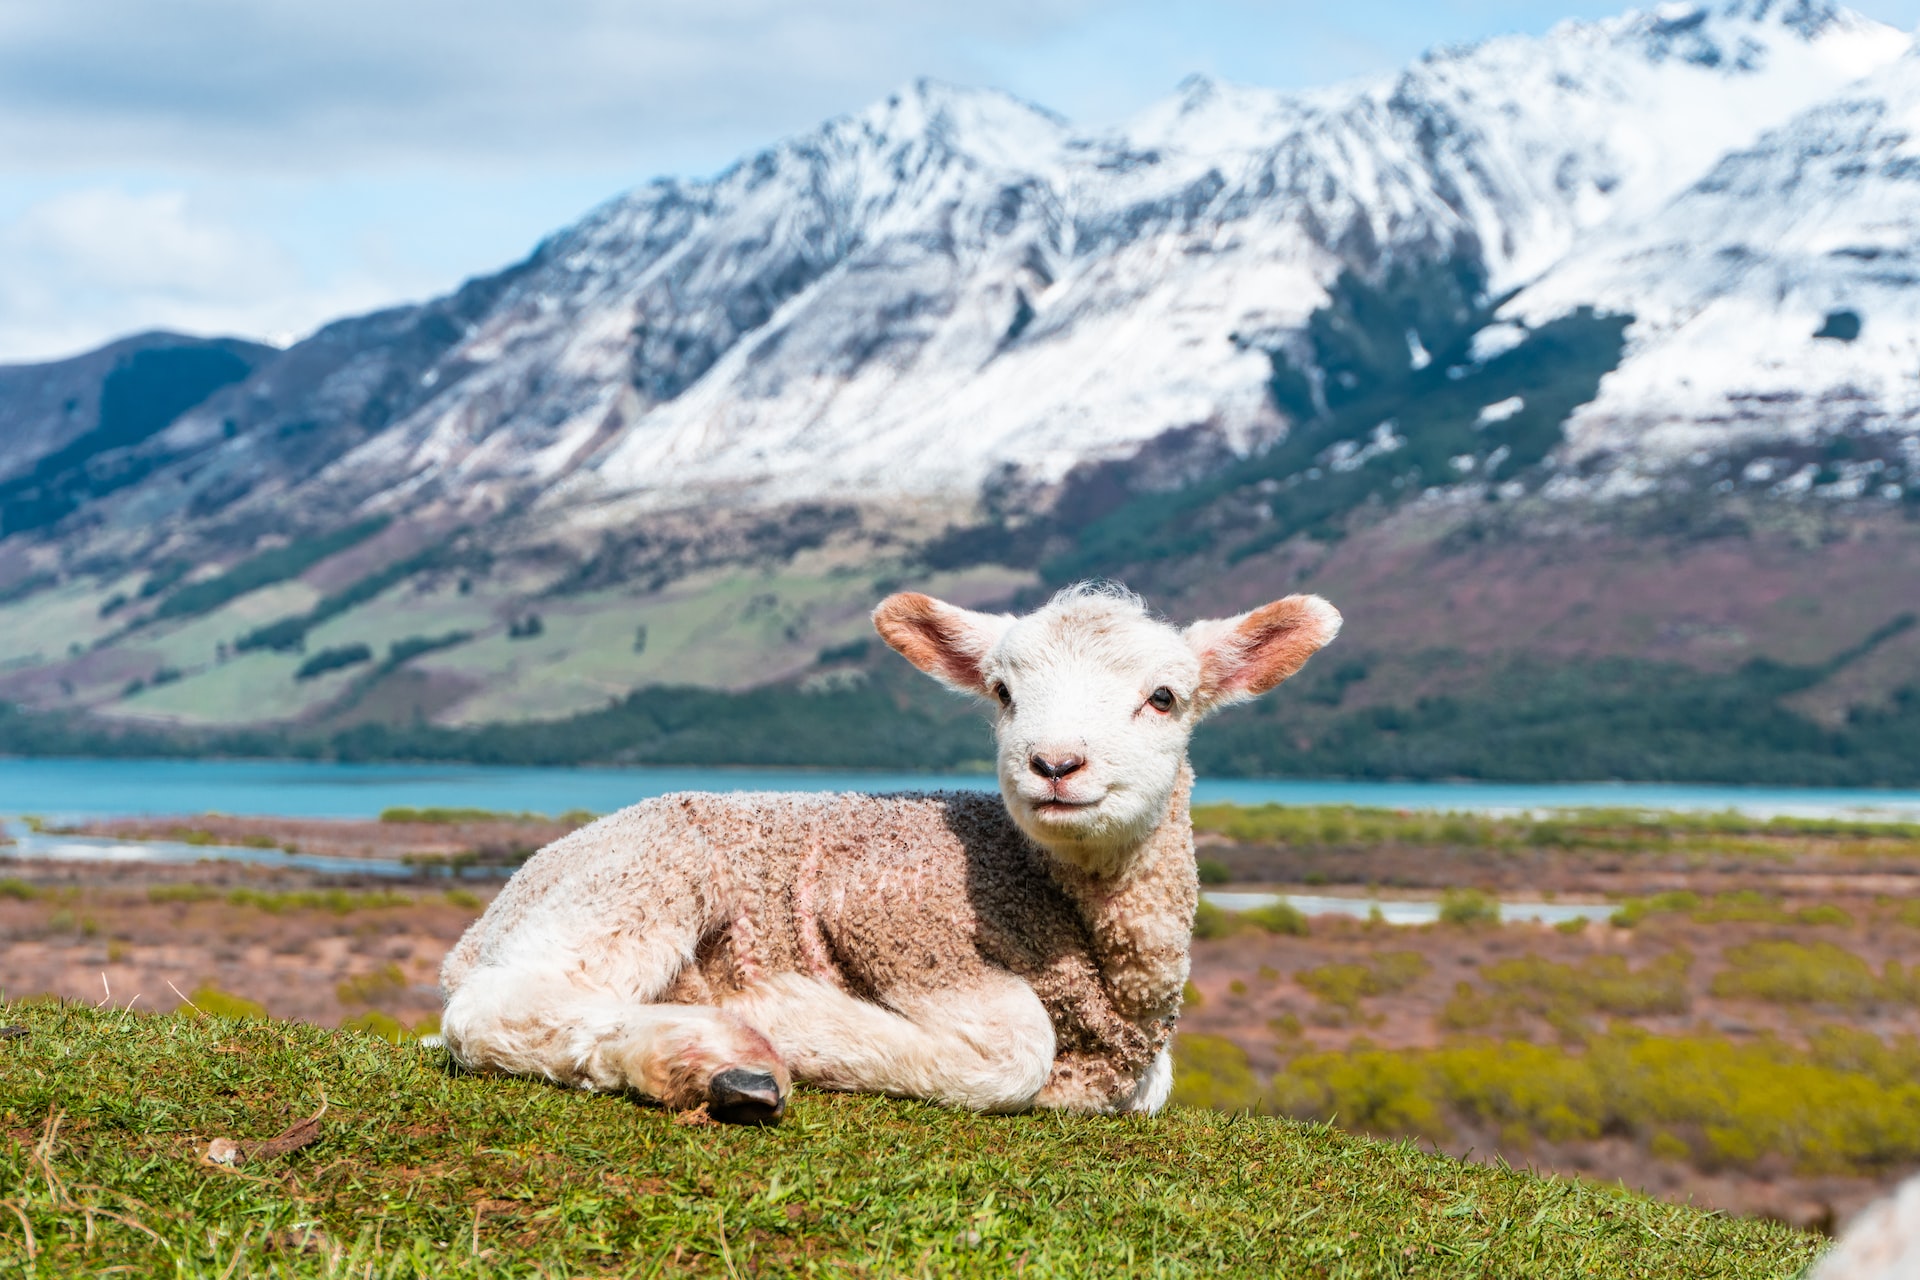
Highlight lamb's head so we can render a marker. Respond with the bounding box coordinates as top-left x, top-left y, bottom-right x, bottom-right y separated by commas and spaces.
874, 583, 1341, 873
